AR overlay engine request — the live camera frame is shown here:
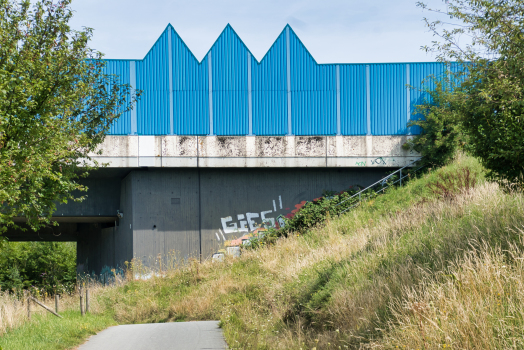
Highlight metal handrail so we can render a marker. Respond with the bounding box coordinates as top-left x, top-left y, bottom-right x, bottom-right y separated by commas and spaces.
334, 157, 424, 215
